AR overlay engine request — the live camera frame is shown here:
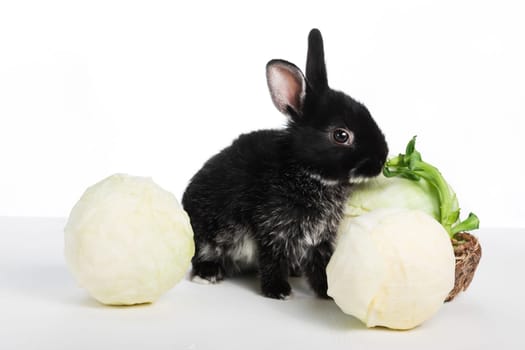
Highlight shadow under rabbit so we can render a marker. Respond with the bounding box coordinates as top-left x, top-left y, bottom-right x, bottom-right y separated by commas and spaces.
188, 272, 366, 331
